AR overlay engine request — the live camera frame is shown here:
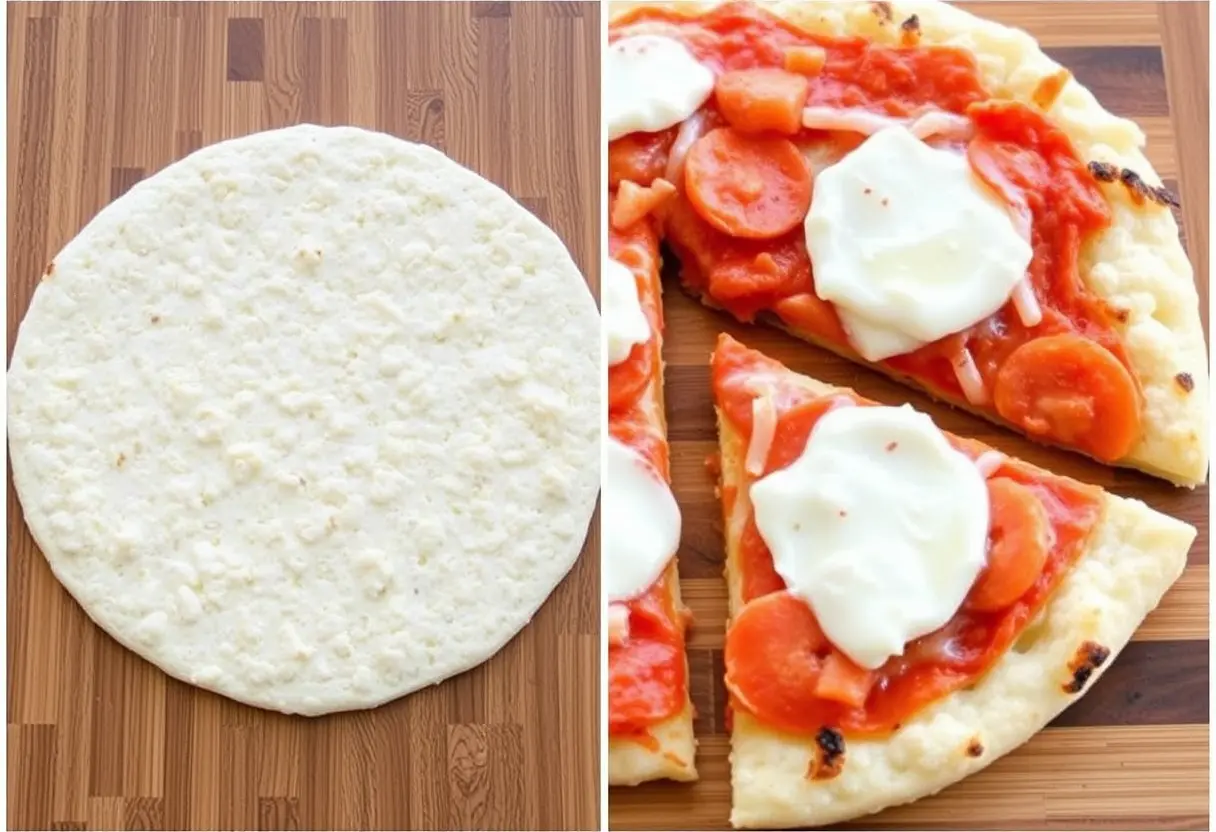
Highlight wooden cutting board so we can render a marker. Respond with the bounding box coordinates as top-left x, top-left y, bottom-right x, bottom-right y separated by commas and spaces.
6, 3, 600, 830
608, 2, 1210, 830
